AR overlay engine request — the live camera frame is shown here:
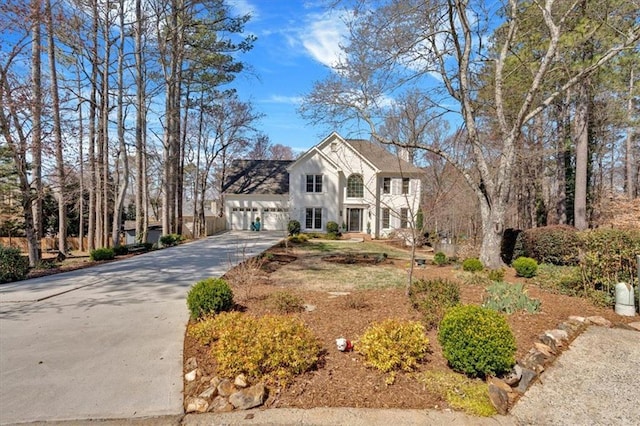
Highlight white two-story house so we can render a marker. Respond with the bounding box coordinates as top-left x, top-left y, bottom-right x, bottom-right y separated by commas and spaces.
223, 132, 424, 238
